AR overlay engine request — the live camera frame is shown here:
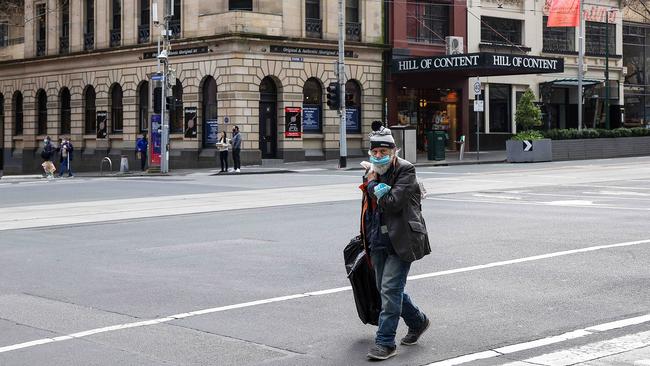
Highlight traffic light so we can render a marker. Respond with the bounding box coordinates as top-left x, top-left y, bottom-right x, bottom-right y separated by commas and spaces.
345, 92, 354, 108
326, 82, 340, 110
153, 86, 162, 114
